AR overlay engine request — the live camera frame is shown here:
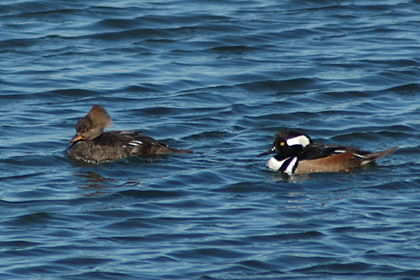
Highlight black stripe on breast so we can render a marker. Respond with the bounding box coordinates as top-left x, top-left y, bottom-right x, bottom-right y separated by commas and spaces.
278, 156, 298, 174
